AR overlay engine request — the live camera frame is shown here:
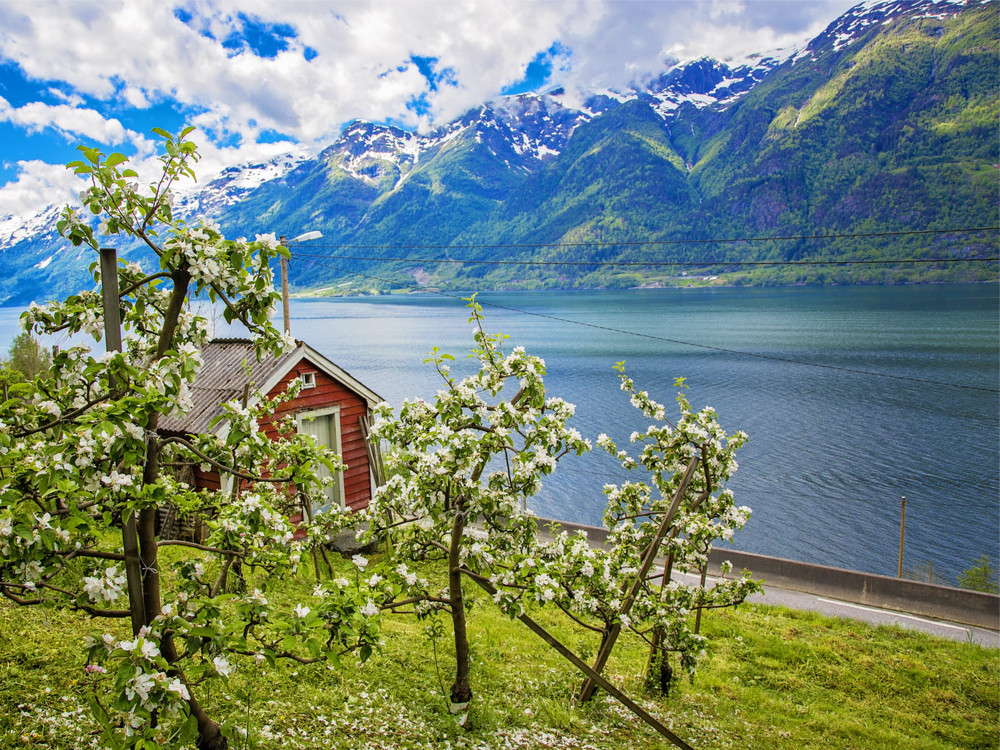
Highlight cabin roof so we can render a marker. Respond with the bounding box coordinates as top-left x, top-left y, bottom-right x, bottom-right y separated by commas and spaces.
159, 338, 383, 435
